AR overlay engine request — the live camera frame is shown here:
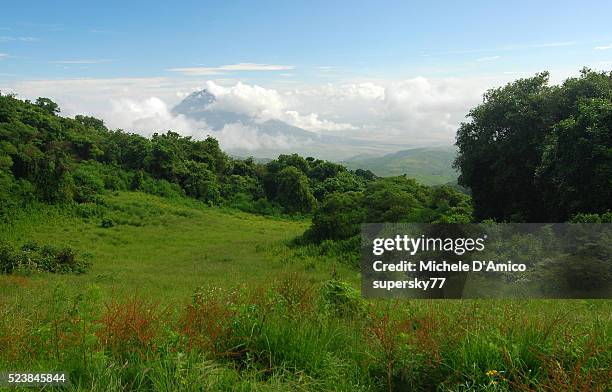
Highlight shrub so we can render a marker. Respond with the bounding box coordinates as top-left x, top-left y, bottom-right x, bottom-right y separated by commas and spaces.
319, 279, 366, 318
73, 164, 106, 203
100, 218, 114, 228
0, 240, 18, 273
0, 241, 90, 274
